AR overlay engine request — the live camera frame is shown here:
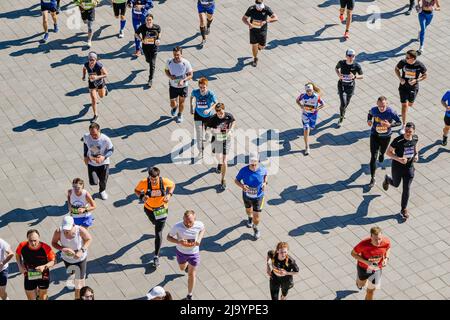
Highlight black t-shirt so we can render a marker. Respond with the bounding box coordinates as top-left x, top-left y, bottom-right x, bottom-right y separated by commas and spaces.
336, 60, 363, 87
245, 5, 274, 32
268, 250, 299, 280
136, 24, 161, 46
206, 112, 235, 131
390, 134, 419, 168
396, 59, 427, 88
